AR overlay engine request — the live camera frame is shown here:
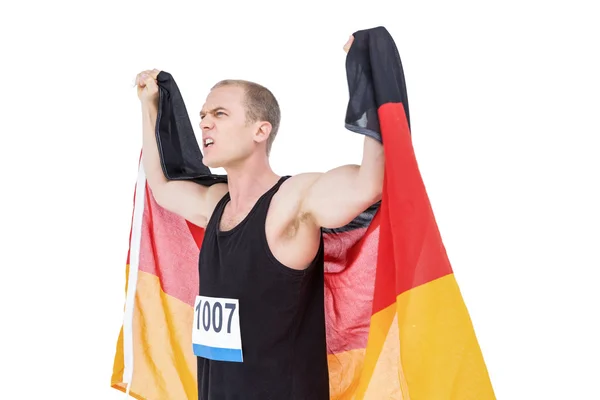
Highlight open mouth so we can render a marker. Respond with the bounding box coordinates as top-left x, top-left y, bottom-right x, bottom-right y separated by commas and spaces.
204, 138, 214, 148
